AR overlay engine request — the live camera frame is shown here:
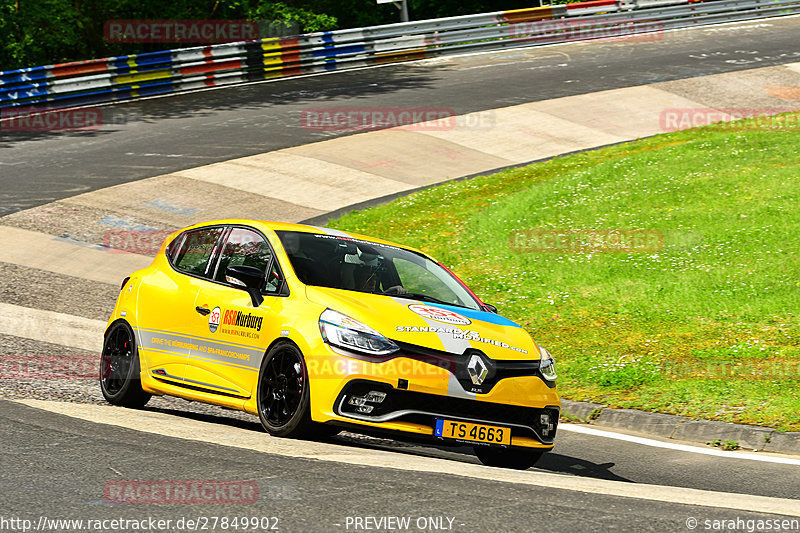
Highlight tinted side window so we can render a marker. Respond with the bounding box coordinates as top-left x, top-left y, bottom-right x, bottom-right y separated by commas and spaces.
214, 228, 279, 291
172, 228, 224, 277
165, 234, 184, 262
264, 260, 283, 293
